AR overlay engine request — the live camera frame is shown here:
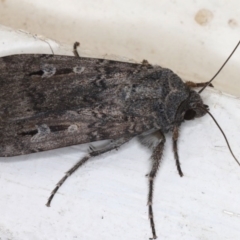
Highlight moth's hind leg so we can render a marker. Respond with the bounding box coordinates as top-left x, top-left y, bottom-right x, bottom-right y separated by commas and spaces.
46, 137, 130, 207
